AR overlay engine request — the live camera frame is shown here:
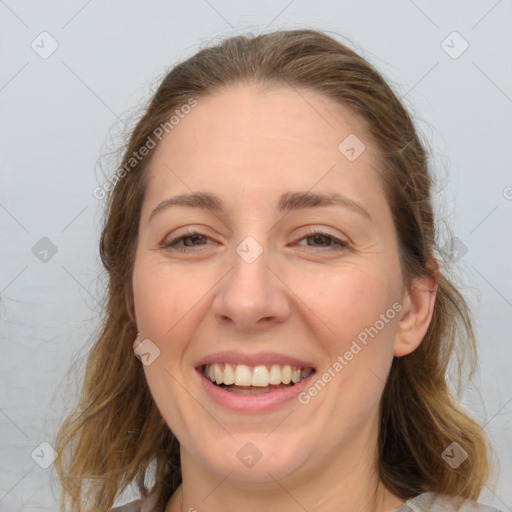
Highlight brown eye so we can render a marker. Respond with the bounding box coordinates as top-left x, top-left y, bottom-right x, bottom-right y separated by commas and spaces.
161, 231, 211, 252
296, 230, 349, 251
